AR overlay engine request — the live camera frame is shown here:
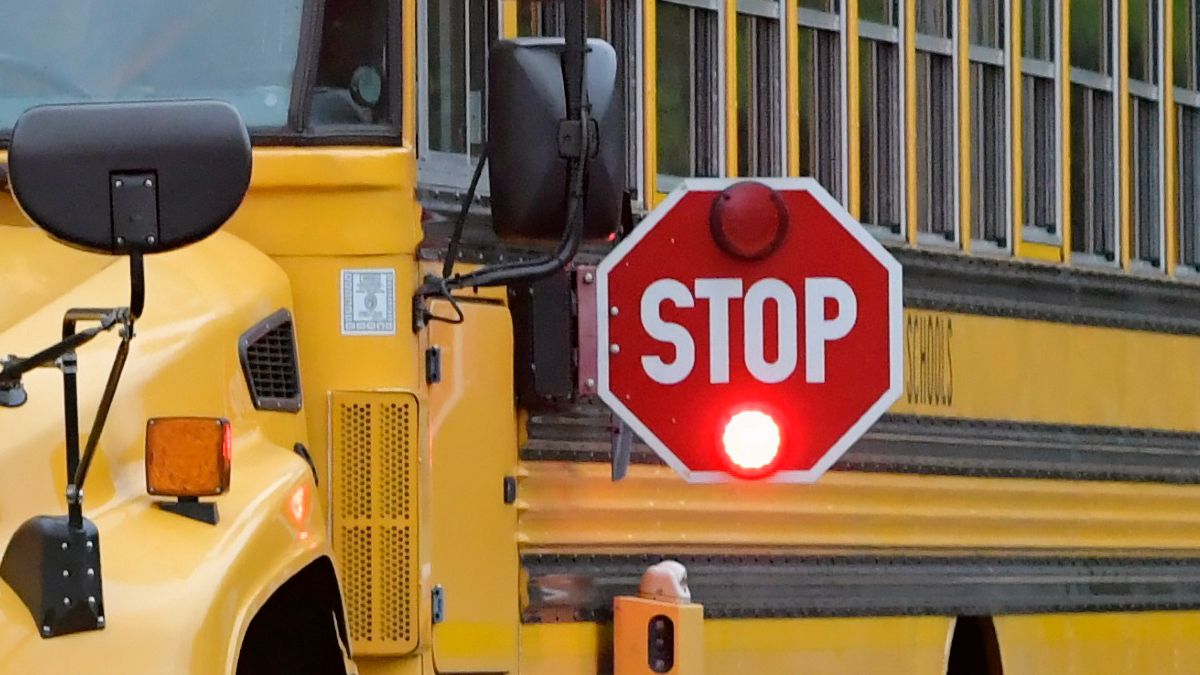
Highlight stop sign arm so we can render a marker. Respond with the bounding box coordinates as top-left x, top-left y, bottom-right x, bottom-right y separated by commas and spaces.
595, 178, 904, 484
